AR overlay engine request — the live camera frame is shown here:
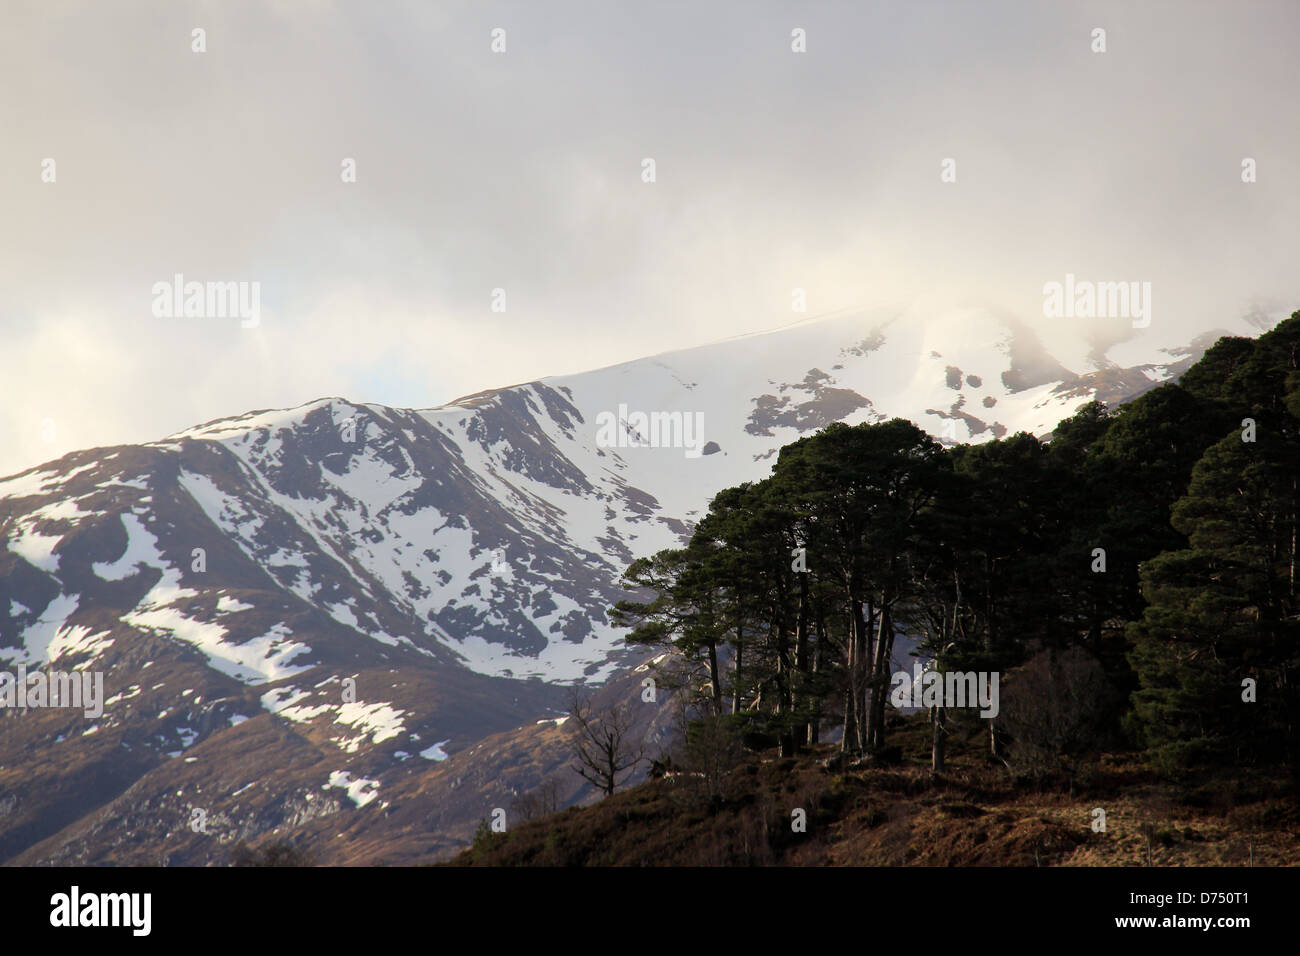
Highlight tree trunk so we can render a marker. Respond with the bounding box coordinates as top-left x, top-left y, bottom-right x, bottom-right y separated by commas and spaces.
793, 574, 810, 749
732, 626, 743, 715
856, 601, 873, 753
706, 638, 723, 717
809, 614, 826, 745
866, 600, 894, 751
931, 705, 946, 775
842, 603, 862, 755
776, 621, 794, 757
840, 687, 857, 755
1290, 475, 1296, 601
